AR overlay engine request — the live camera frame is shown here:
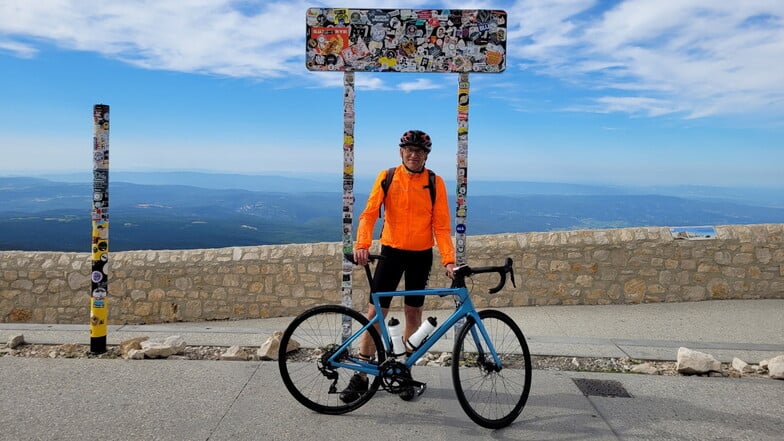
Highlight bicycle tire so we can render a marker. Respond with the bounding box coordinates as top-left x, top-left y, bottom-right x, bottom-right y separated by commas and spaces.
452, 309, 532, 429
278, 304, 385, 414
